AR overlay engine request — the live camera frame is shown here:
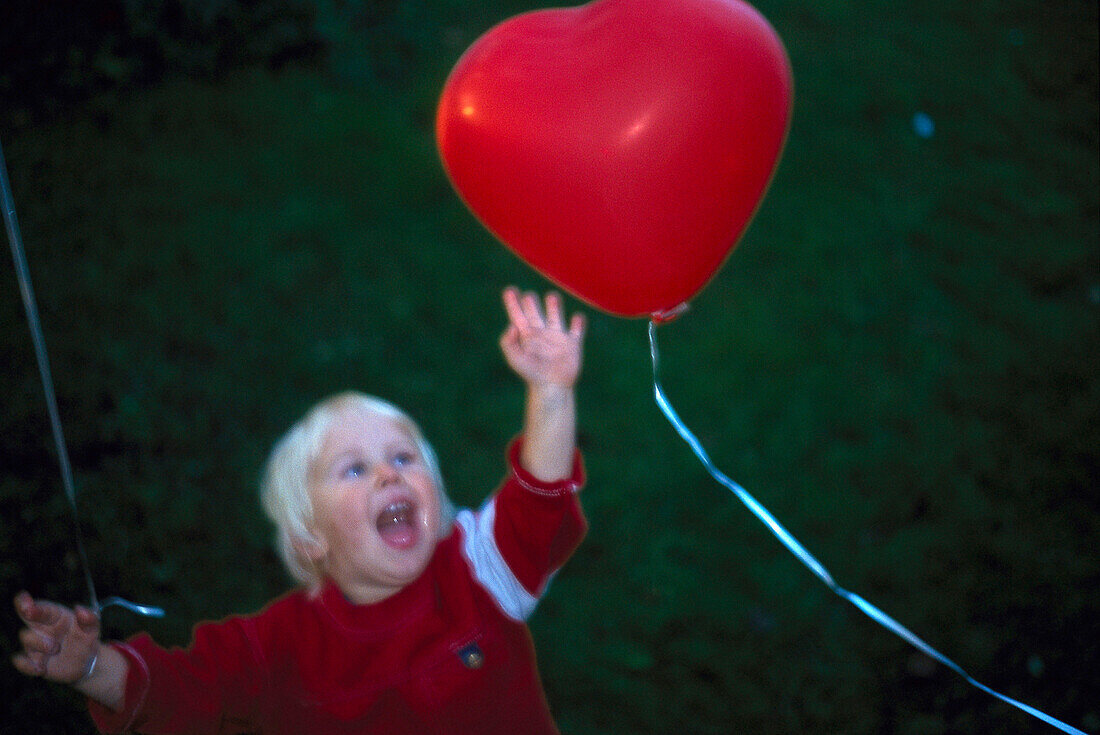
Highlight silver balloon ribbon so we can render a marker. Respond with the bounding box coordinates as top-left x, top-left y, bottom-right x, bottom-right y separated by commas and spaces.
2, 138, 164, 620
648, 319, 1082, 734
